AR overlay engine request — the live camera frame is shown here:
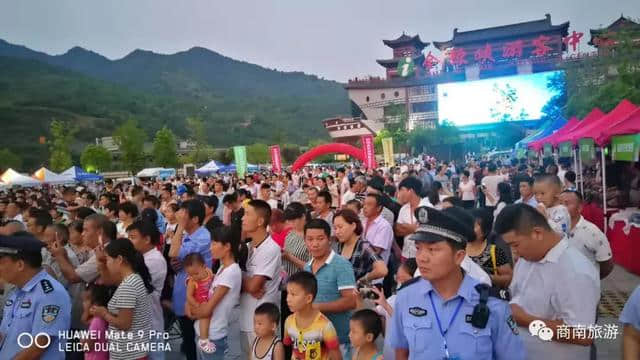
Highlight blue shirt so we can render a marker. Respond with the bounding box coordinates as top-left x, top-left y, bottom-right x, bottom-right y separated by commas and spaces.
389, 274, 524, 360
214, 193, 225, 220
304, 250, 356, 345
155, 209, 167, 234
172, 226, 212, 316
0, 270, 71, 360
621, 285, 640, 331
515, 196, 538, 208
